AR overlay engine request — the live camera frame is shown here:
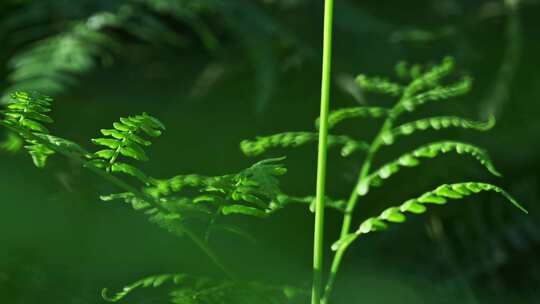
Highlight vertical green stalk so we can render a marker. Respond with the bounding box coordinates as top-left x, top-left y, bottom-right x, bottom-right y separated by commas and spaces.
312, 1, 334, 303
